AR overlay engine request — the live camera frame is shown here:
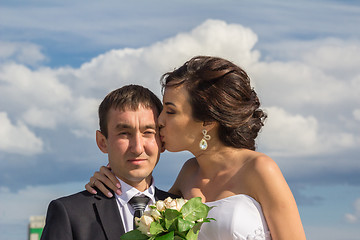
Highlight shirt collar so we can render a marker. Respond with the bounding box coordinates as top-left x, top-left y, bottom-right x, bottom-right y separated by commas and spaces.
115, 177, 156, 207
